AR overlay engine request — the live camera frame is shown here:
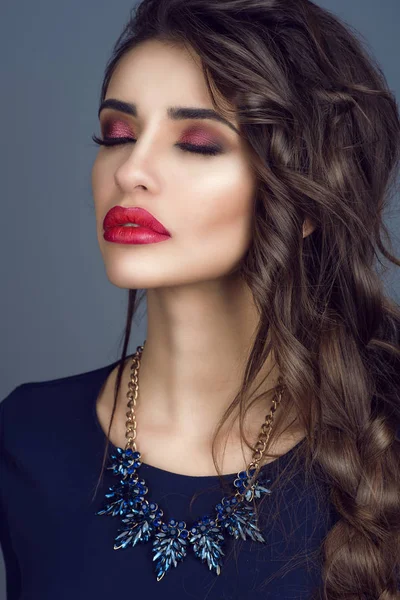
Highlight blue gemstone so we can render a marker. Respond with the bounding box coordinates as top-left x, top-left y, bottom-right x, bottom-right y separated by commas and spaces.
180, 529, 189, 539
125, 448, 133, 456
178, 521, 185, 528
